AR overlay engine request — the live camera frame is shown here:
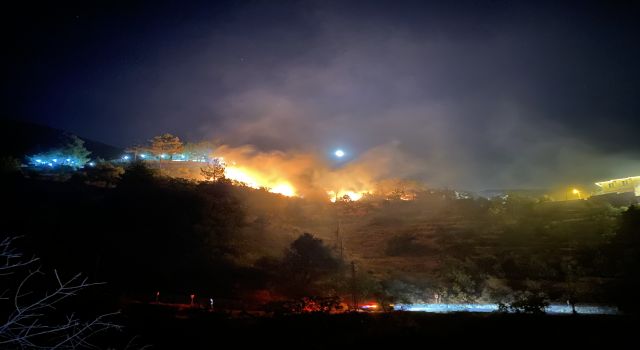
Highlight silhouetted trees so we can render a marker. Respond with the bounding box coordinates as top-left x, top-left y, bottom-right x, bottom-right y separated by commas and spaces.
150, 133, 183, 166
4, 158, 640, 313
118, 160, 159, 188
0, 155, 20, 176
63, 135, 92, 167
85, 161, 124, 187
194, 181, 246, 257
280, 233, 343, 297
26, 134, 91, 169
200, 158, 226, 182
611, 205, 640, 312
498, 292, 550, 314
